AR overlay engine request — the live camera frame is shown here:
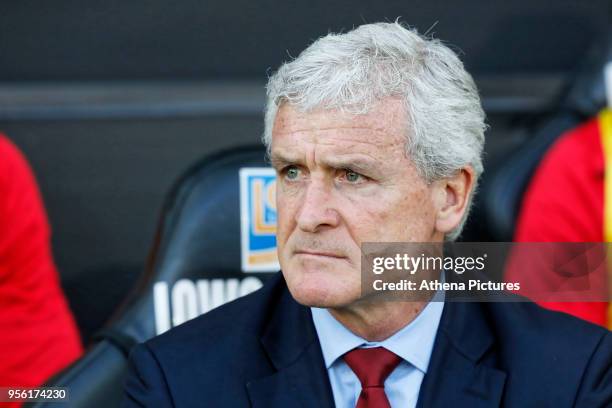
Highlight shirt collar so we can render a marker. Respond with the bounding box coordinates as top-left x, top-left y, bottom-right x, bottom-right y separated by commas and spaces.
311, 292, 444, 374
